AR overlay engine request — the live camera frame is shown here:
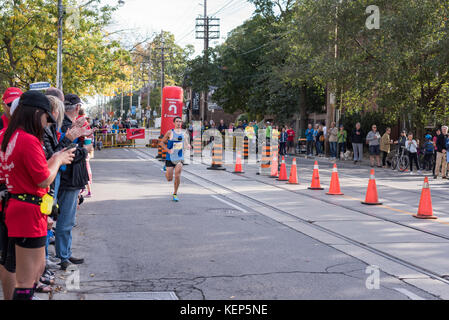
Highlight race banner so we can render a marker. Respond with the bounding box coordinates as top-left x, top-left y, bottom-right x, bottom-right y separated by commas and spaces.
126, 128, 145, 140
